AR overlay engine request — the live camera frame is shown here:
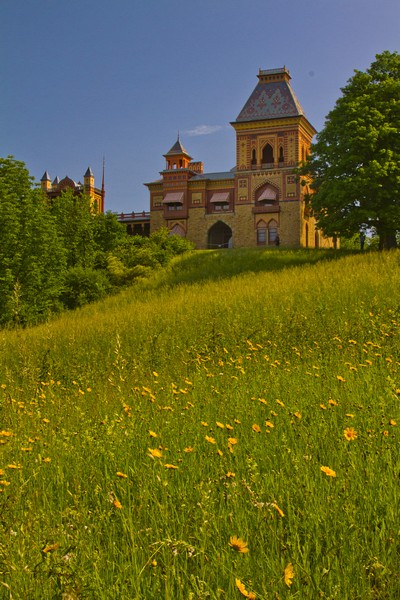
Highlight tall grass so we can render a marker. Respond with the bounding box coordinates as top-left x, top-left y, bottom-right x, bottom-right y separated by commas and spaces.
0, 249, 399, 599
